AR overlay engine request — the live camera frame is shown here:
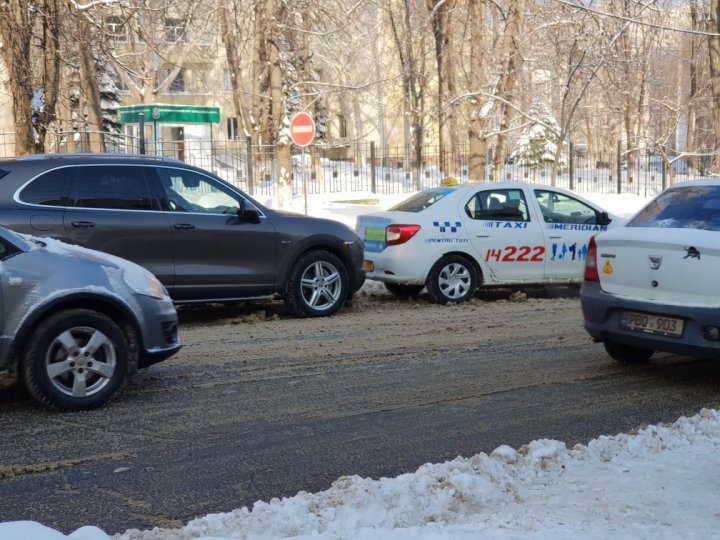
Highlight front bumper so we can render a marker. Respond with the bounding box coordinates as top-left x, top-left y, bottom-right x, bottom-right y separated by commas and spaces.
136, 295, 182, 368
580, 281, 720, 358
